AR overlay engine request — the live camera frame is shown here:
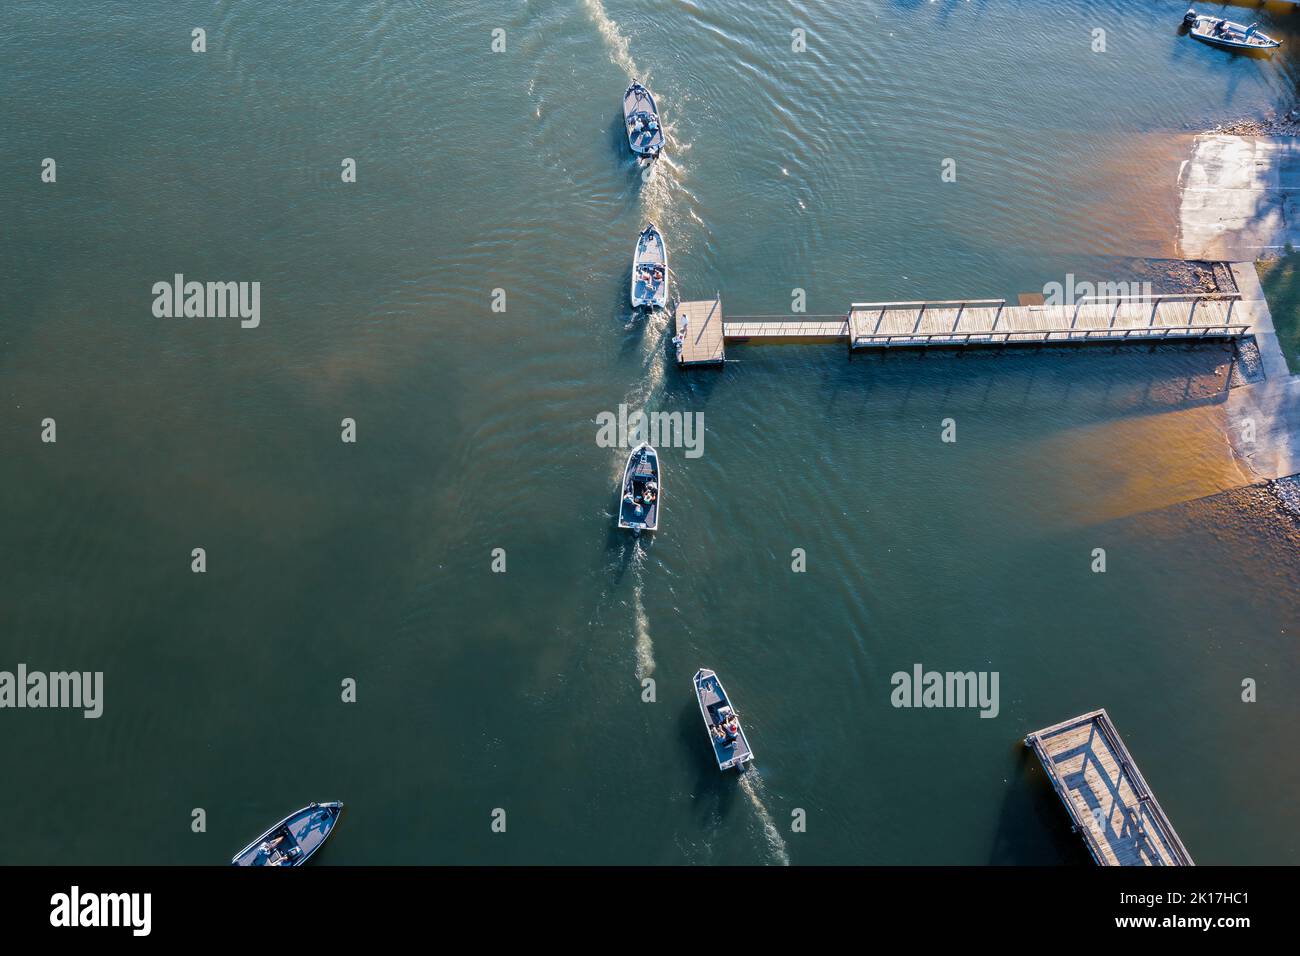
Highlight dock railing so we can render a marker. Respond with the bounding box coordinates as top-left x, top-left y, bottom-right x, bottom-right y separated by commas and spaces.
848, 291, 1248, 347
1025, 708, 1195, 867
